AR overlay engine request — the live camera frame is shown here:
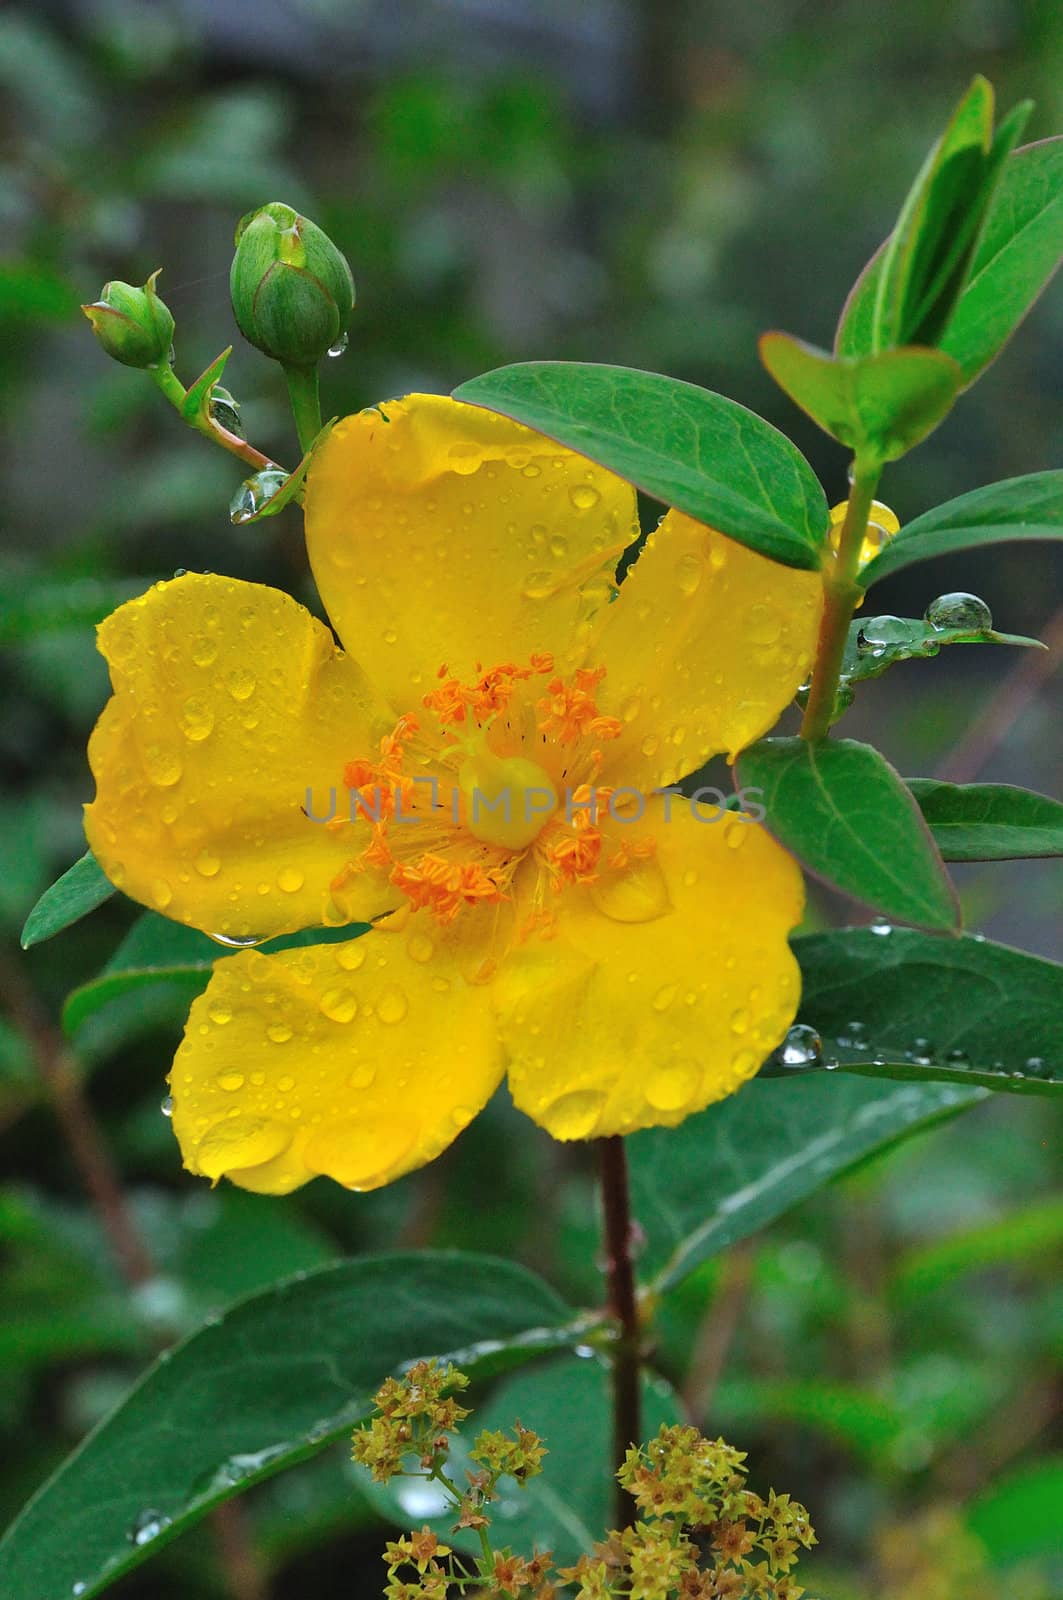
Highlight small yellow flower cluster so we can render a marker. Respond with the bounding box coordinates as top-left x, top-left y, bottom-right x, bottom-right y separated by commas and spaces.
351, 1364, 816, 1600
